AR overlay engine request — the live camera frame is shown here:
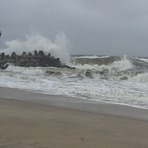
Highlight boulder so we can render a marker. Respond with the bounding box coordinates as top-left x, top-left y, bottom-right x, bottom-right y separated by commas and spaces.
0, 64, 9, 70
85, 70, 93, 78
0, 50, 74, 69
